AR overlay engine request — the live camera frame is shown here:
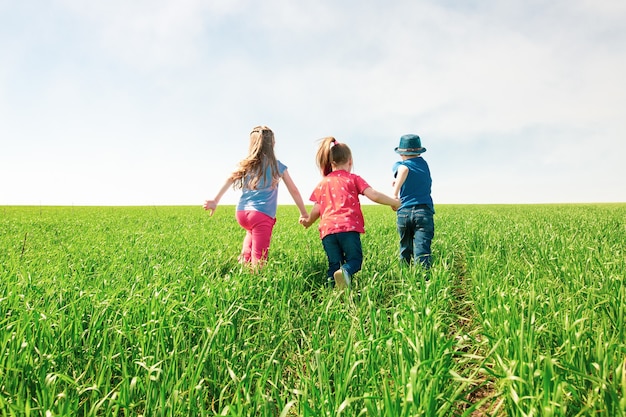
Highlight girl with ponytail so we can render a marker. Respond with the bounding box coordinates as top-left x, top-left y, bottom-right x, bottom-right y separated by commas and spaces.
301, 137, 399, 289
